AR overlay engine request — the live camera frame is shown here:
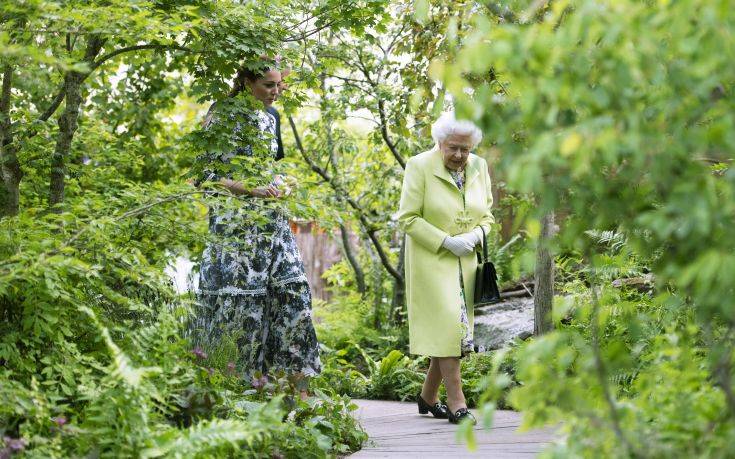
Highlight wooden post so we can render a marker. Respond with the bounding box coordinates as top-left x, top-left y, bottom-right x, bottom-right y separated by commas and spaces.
534, 212, 555, 335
